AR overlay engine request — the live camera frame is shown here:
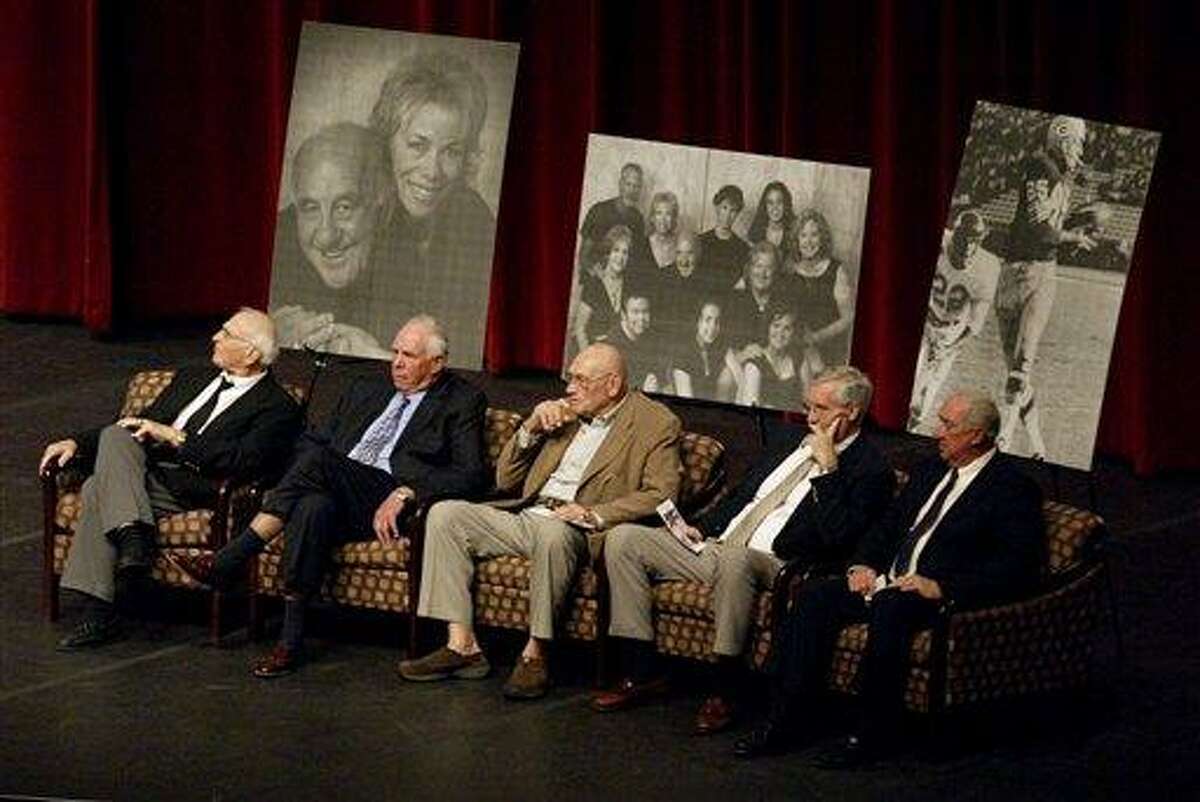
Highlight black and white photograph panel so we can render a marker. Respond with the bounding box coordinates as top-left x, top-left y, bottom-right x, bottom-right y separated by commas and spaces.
907, 100, 1160, 470
563, 134, 871, 413
268, 22, 520, 368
